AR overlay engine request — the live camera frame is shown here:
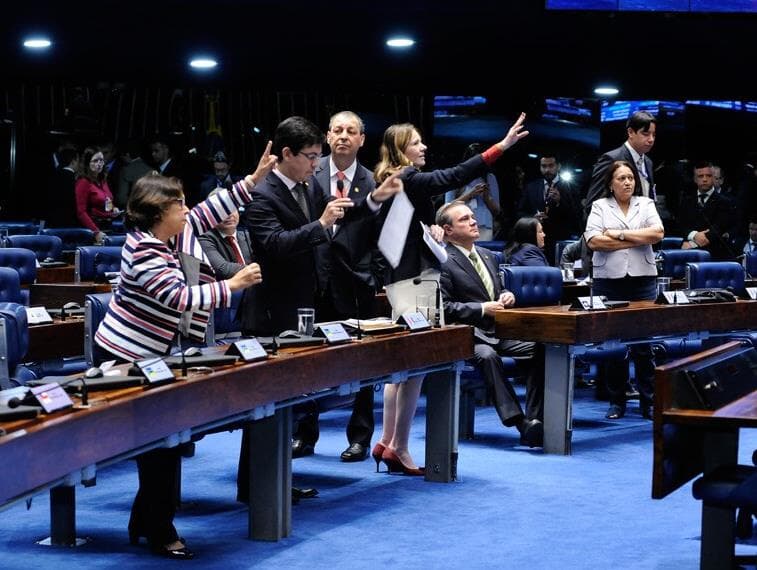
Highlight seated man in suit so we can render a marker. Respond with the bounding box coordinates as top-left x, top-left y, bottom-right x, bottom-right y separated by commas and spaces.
437, 201, 544, 447
199, 189, 254, 277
